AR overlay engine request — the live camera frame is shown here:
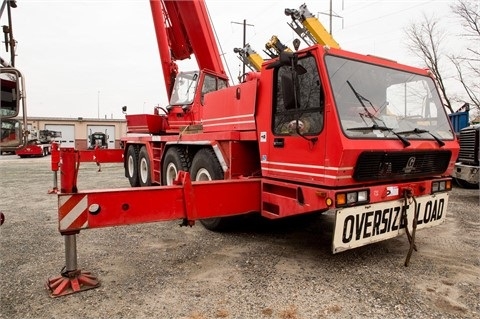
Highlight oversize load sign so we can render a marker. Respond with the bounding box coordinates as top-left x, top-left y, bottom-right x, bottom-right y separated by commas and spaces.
332, 192, 449, 253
